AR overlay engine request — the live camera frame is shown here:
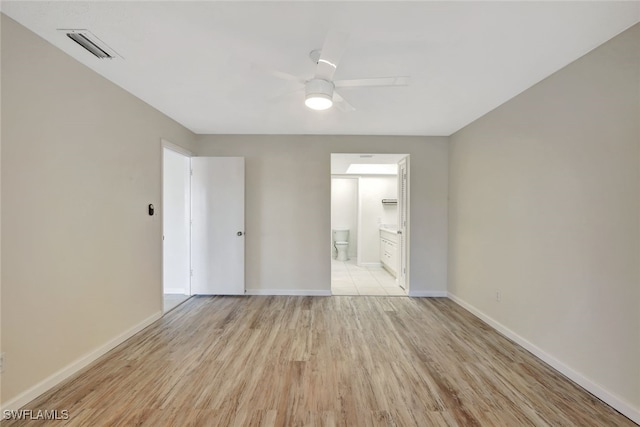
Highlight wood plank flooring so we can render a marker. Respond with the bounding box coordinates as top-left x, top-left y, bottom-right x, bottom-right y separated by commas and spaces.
5, 296, 636, 426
